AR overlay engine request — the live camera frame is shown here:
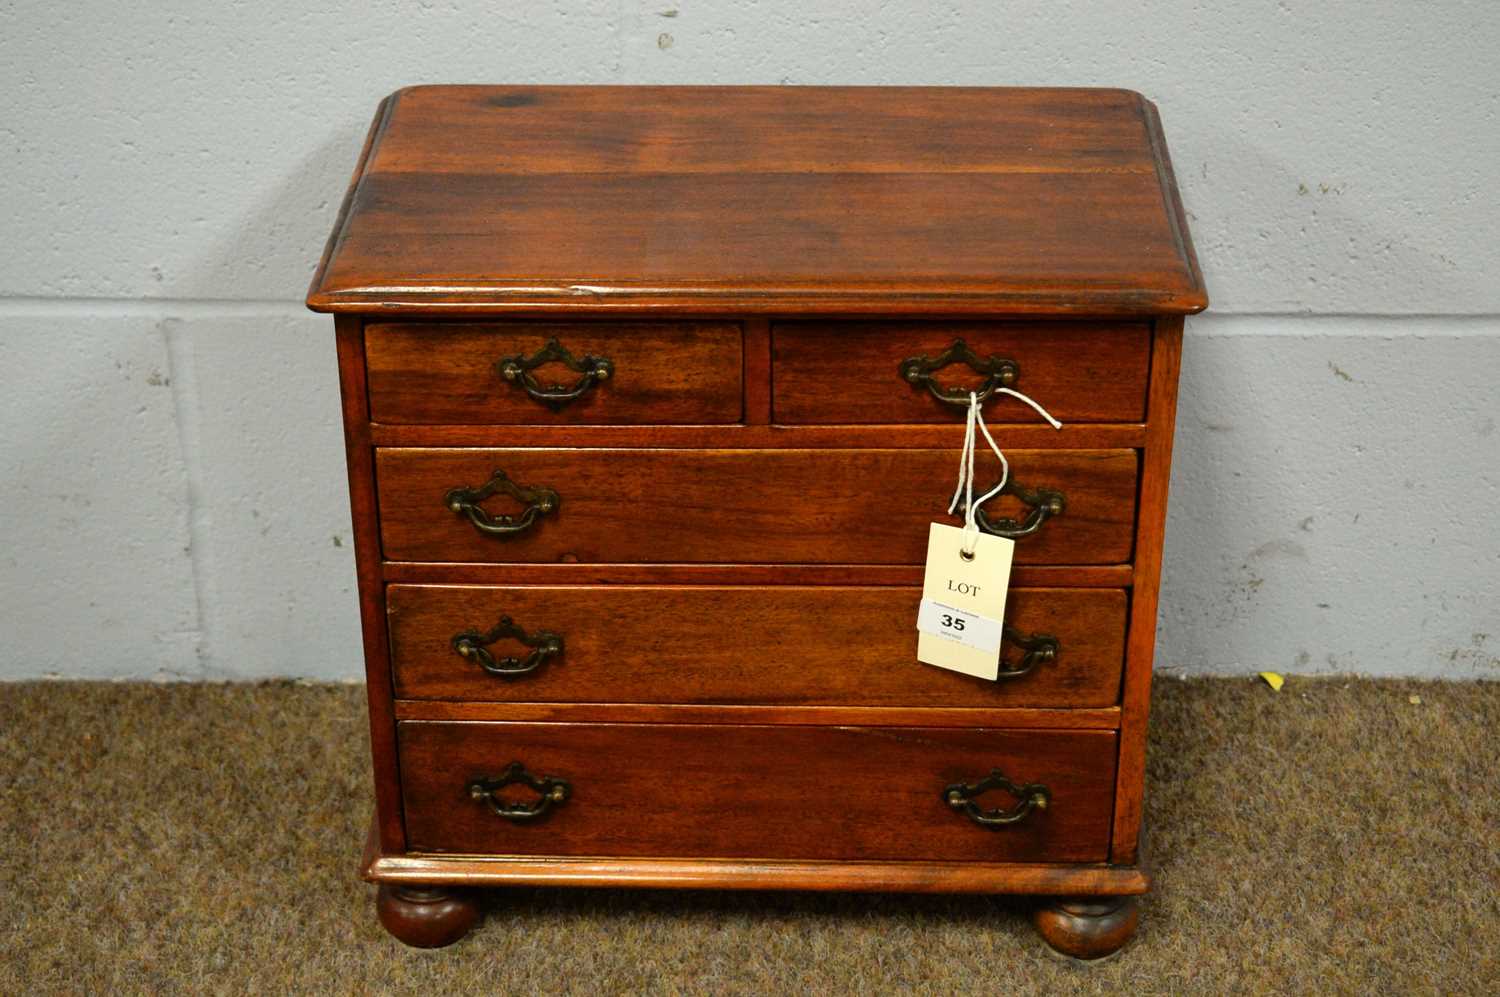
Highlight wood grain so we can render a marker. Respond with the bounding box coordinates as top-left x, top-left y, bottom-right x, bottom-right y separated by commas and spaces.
362, 817, 1150, 896
391, 701, 1121, 729
387, 584, 1126, 708
398, 721, 1118, 863
365, 86, 1161, 176
375, 448, 1139, 565
335, 315, 405, 854
1111, 318, 1185, 863
309, 84, 1206, 906
368, 422, 1148, 450
310, 97, 394, 317
773, 320, 1150, 423
375, 884, 481, 949
365, 321, 743, 425
380, 562, 1135, 589
1033, 896, 1140, 959
306, 86, 1207, 315
743, 318, 772, 425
